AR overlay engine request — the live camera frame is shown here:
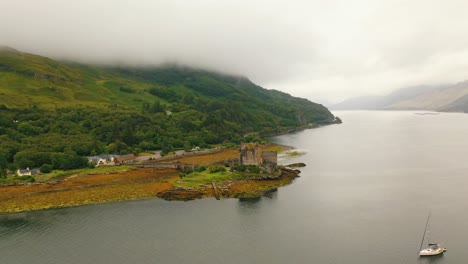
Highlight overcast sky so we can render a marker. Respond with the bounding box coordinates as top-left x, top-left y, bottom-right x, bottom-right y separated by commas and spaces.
2, 0, 468, 104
